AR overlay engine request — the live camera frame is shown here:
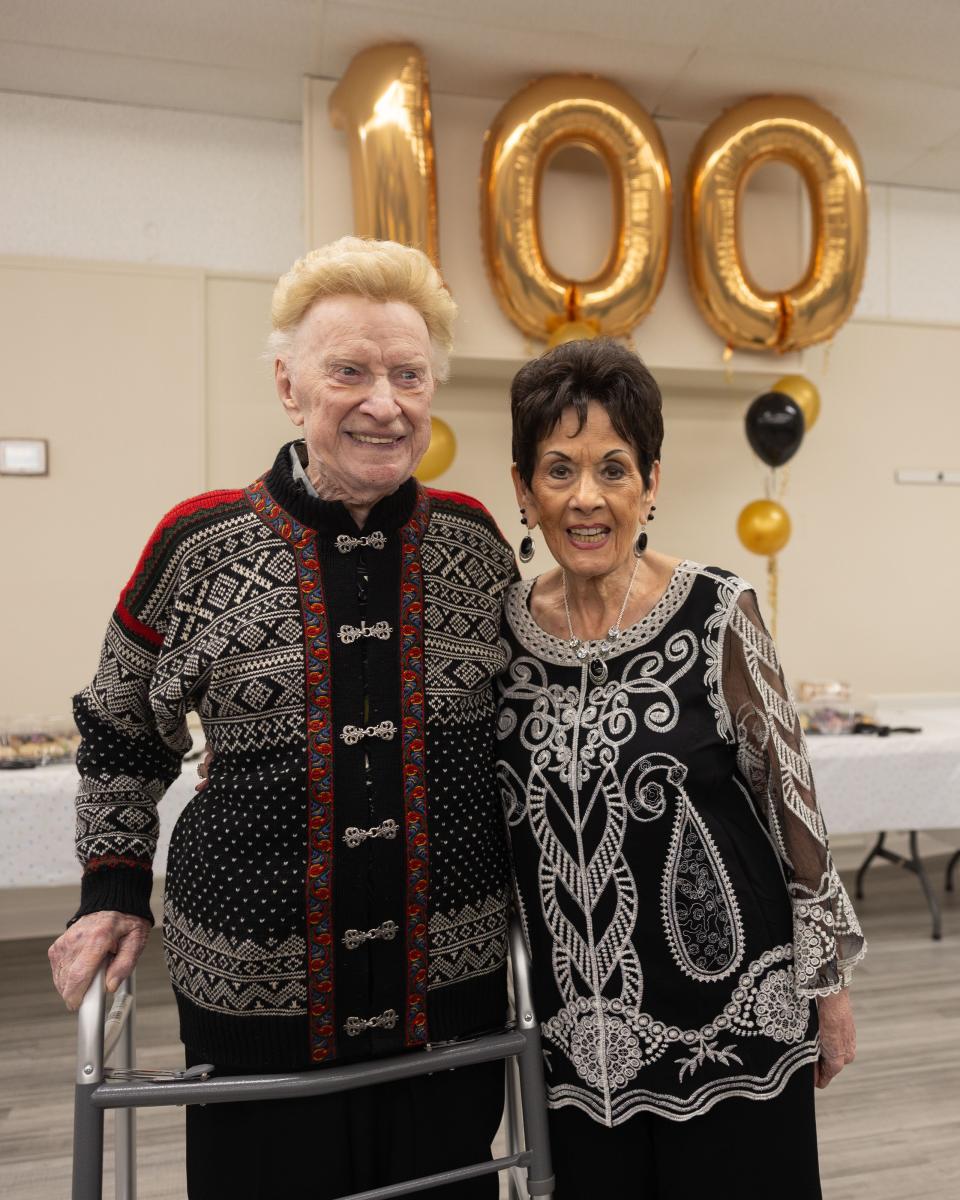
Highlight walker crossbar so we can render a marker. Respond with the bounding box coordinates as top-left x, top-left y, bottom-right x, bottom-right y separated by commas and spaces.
72, 922, 555, 1200
91, 1030, 527, 1109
